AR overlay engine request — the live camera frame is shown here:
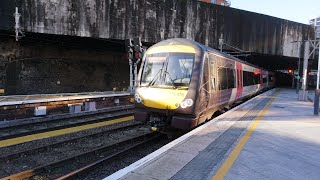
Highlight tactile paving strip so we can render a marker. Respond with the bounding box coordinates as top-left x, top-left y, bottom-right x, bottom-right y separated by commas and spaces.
171, 95, 273, 180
